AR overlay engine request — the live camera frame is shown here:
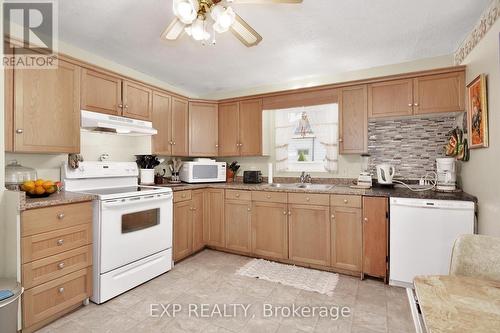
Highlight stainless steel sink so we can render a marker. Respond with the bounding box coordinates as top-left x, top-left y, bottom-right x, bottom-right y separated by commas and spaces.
268, 183, 334, 190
